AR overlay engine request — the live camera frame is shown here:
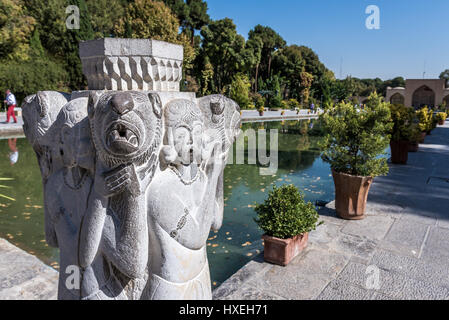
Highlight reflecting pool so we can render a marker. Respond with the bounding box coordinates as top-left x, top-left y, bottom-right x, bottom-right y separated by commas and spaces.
0, 120, 335, 288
